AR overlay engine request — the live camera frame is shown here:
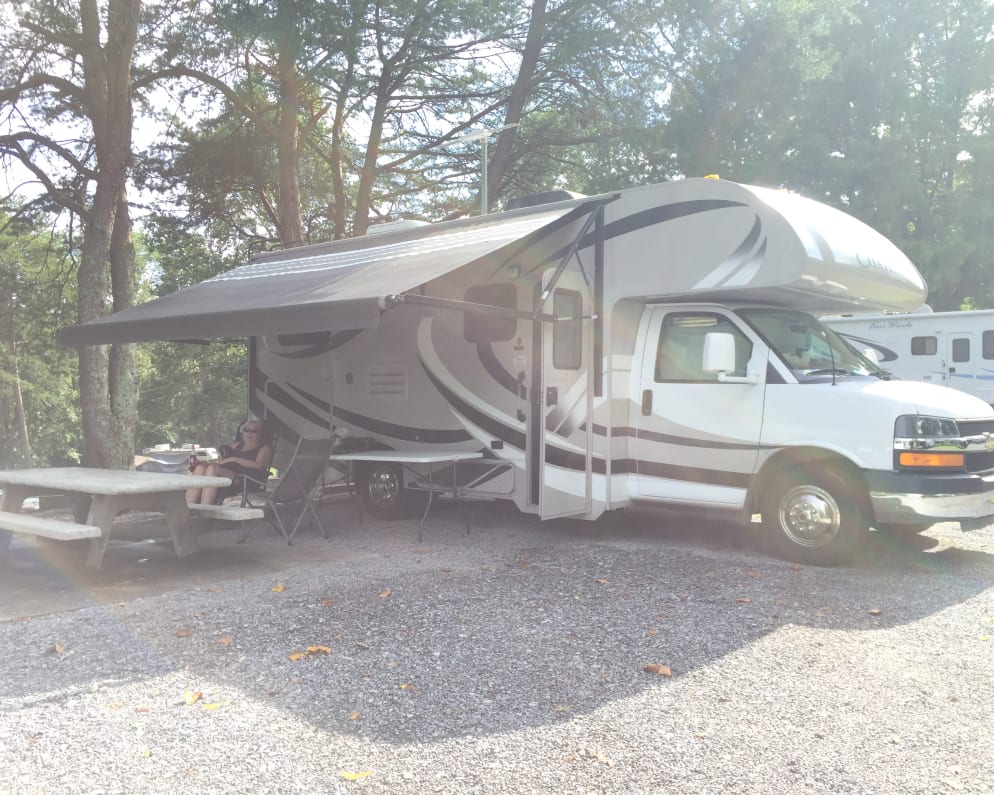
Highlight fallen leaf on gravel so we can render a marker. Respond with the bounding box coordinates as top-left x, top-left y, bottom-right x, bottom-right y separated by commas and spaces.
306, 645, 332, 655
789, 564, 804, 571
980, 635, 991, 641
378, 589, 392, 598
288, 651, 308, 662
136, 707, 150, 714
348, 711, 361, 721
644, 663, 672, 676
356, 642, 369, 651
183, 691, 203, 706
46, 643, 66, 655
747, 570, 763, 579
735, 597, 752, 603
272, 583, 286, 593
440, 566, 452, 572
552, 705, 571, 713
645, 628, 660, 636
175, 628, 192, 637
339, 771, 373, 781
595, 578, 609, 584
201, 702, 228, 711
105, 702, 126, 709
869, 608, 882, 616
140, 749, 151, 758
481, 565, 492, 571
217, 636, 233, 646
399, 682, 416, 691
320, 598, 336, 607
